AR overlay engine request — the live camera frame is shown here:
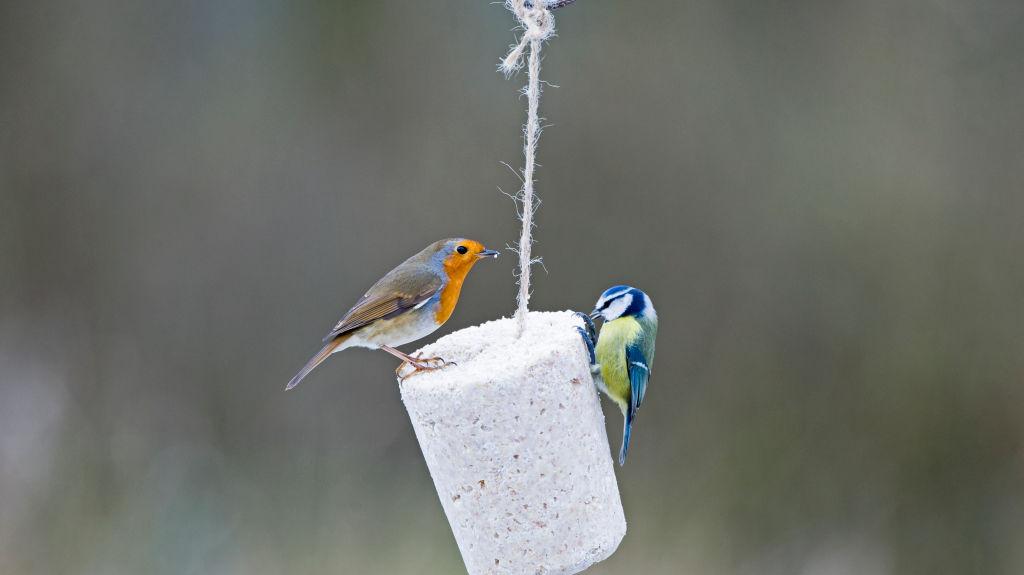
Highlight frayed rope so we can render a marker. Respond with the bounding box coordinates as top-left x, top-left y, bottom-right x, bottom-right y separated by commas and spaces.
500, 0, 558, 336
500, 1, 555, 76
